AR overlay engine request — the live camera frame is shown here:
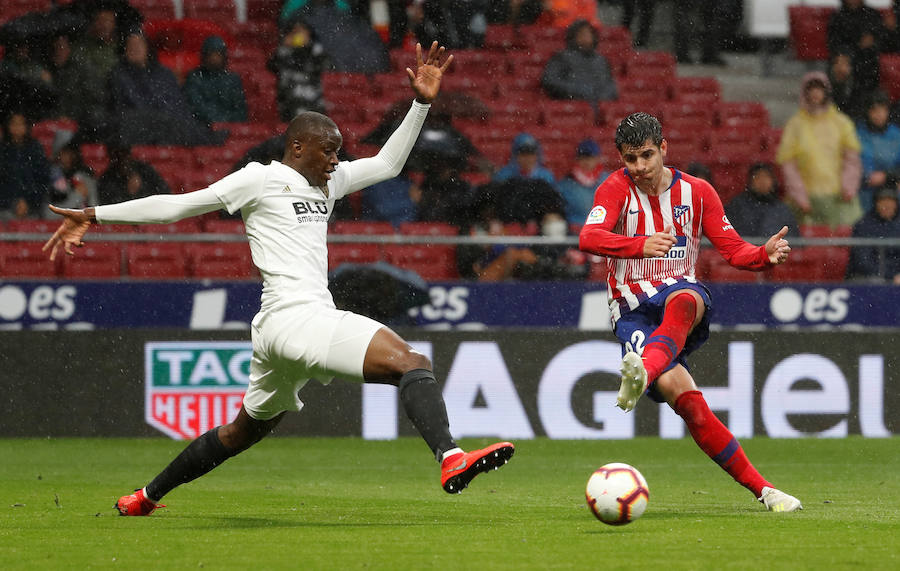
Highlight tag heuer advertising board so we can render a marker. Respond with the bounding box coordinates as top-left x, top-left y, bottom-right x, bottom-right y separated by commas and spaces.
145, 342, 251, 439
